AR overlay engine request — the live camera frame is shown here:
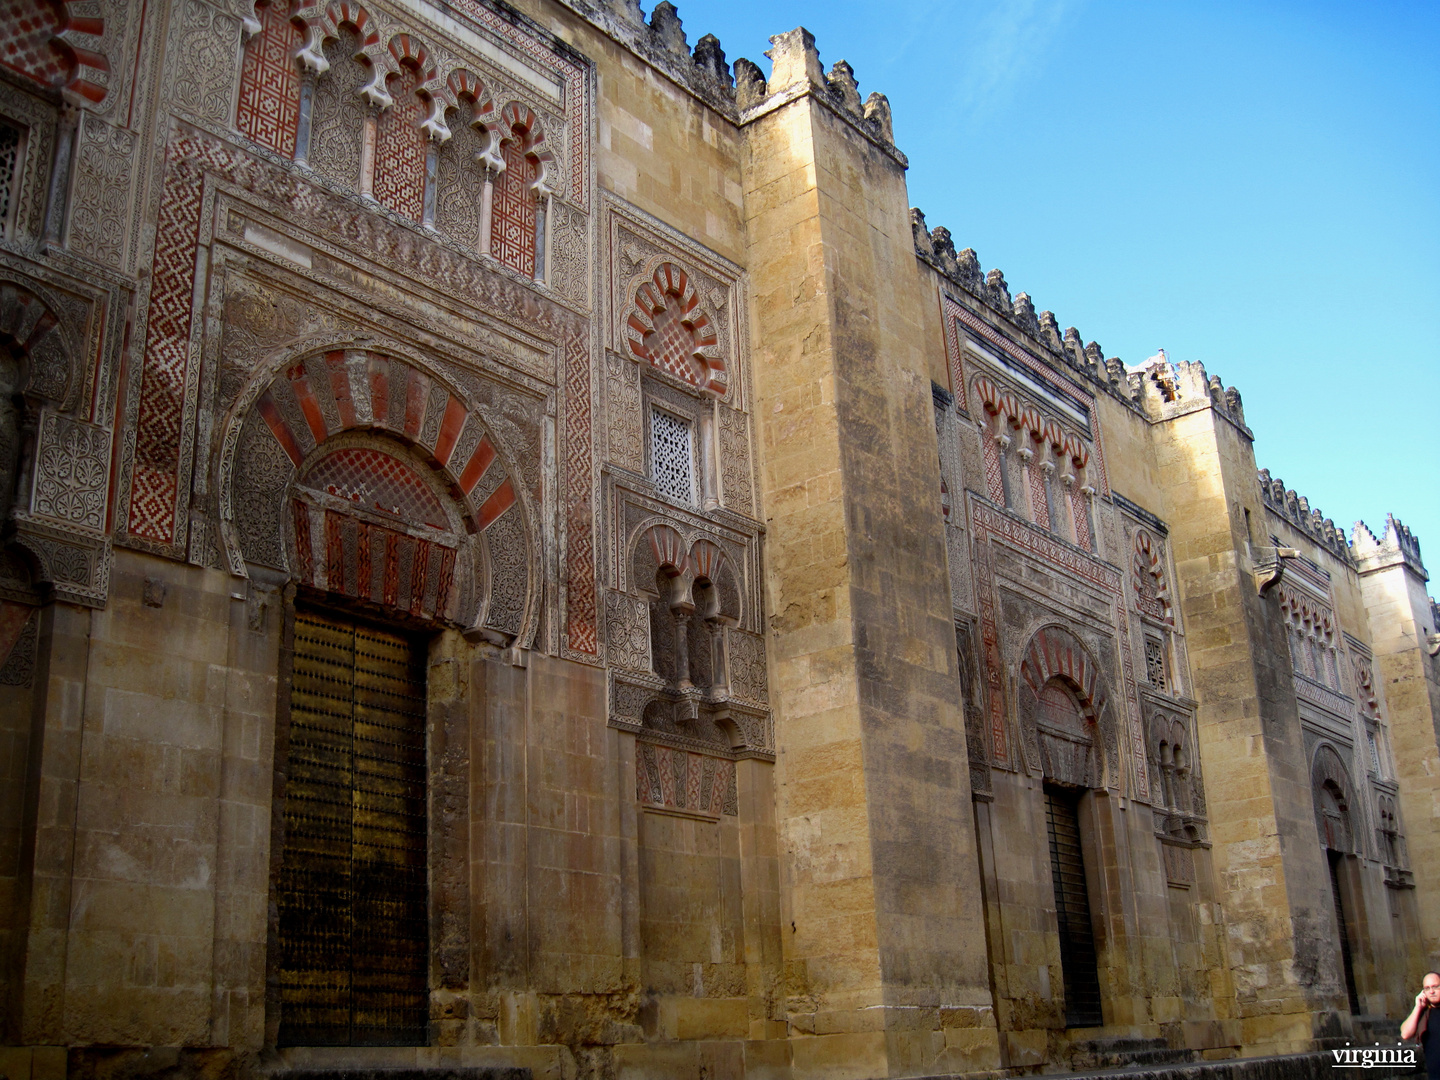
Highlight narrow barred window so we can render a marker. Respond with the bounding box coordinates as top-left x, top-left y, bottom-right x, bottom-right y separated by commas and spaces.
0, 120, 23, 237
651, 408, 695, 505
